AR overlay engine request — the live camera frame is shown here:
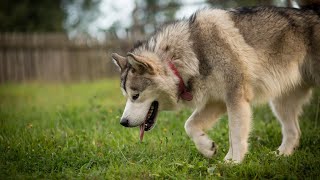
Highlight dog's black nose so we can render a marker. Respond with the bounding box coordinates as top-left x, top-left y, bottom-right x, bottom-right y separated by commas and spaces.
120, 118, 129, 127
